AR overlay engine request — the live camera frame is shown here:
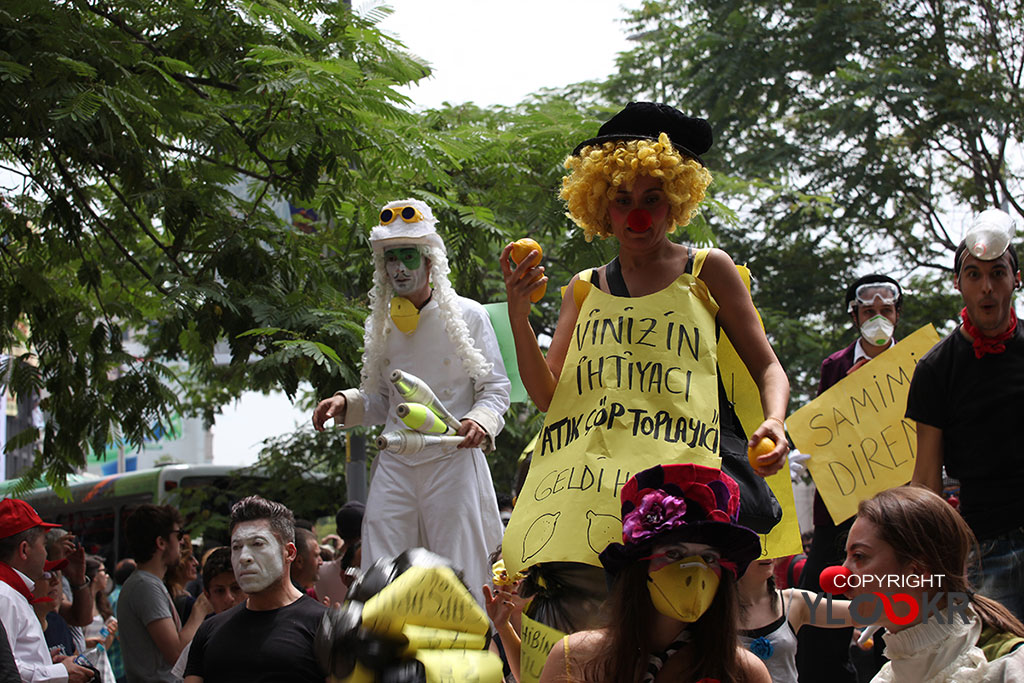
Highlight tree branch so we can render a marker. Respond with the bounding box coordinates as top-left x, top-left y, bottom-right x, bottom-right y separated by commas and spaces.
88, 160, 191, 277
44, 143, 172, 296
